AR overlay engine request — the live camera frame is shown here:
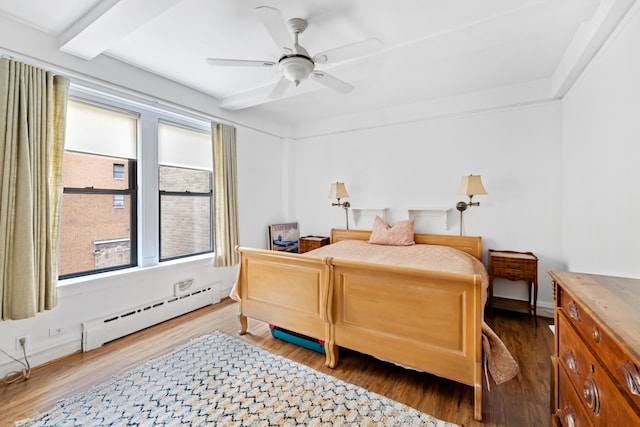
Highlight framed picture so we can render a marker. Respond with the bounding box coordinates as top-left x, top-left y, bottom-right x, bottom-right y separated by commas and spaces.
268, 222, 300, 253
